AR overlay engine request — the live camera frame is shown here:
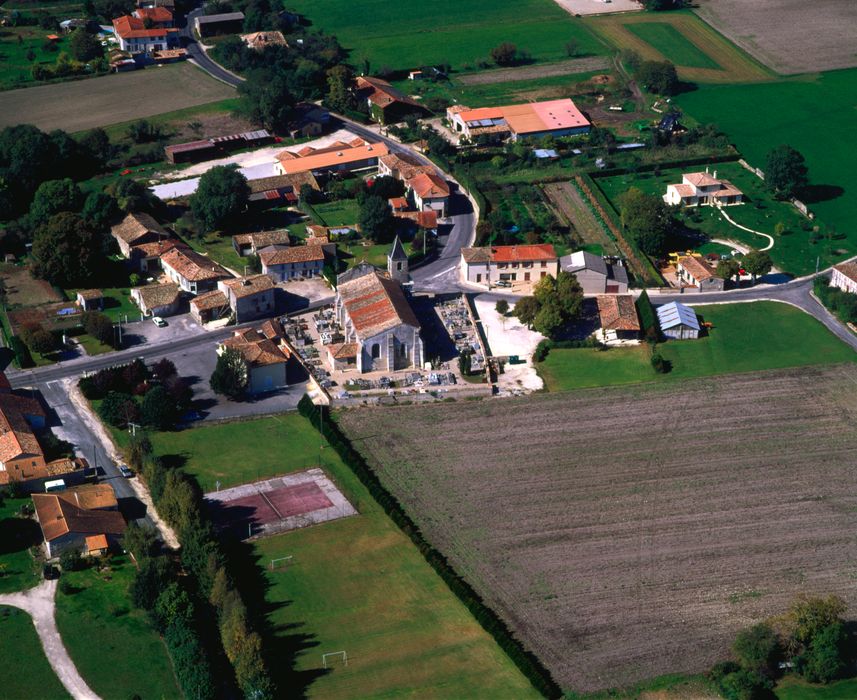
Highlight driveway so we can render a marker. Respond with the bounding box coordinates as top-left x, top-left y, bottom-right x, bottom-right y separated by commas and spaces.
0, 580, 100, 700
